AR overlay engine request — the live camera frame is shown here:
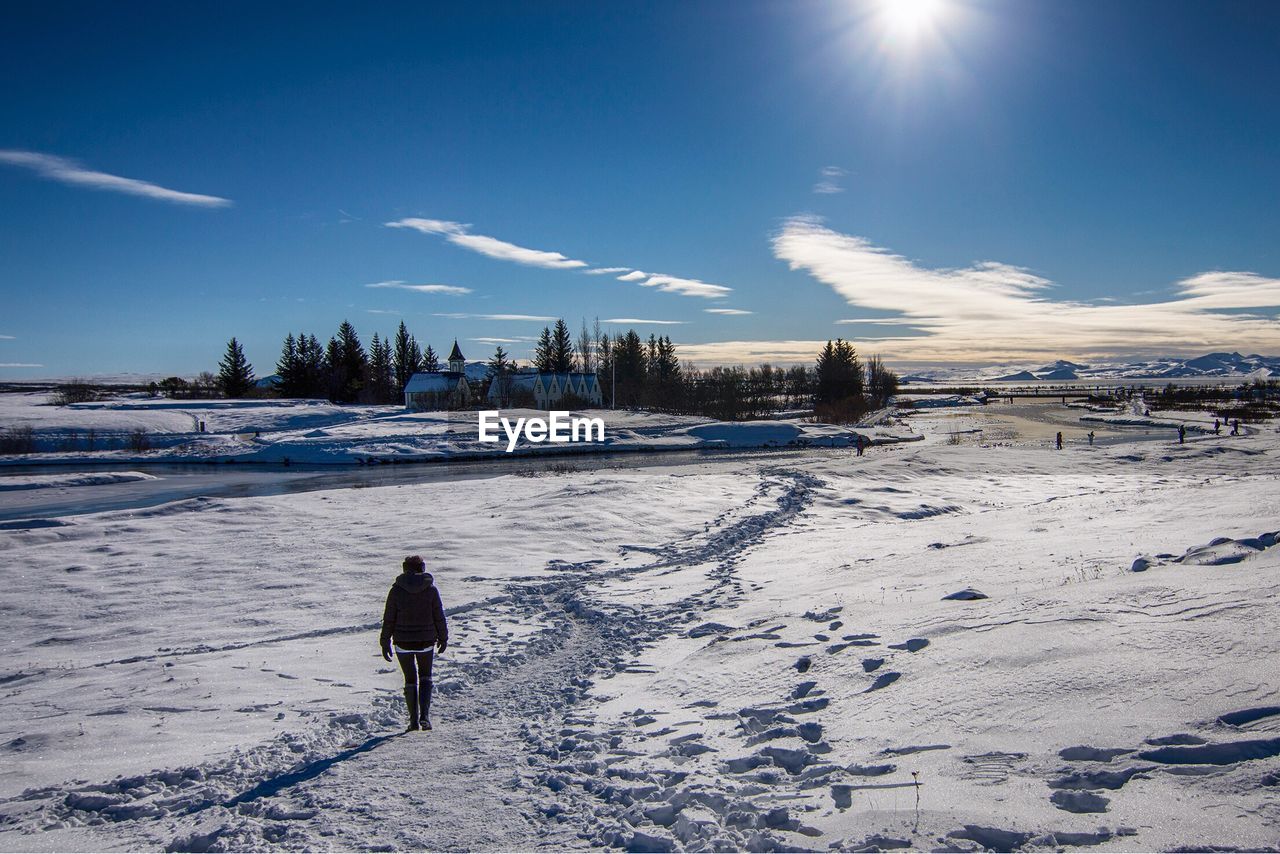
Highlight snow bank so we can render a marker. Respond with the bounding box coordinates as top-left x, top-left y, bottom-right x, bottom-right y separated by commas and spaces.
0, 471, 157, 492
679, 420, 804, 447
